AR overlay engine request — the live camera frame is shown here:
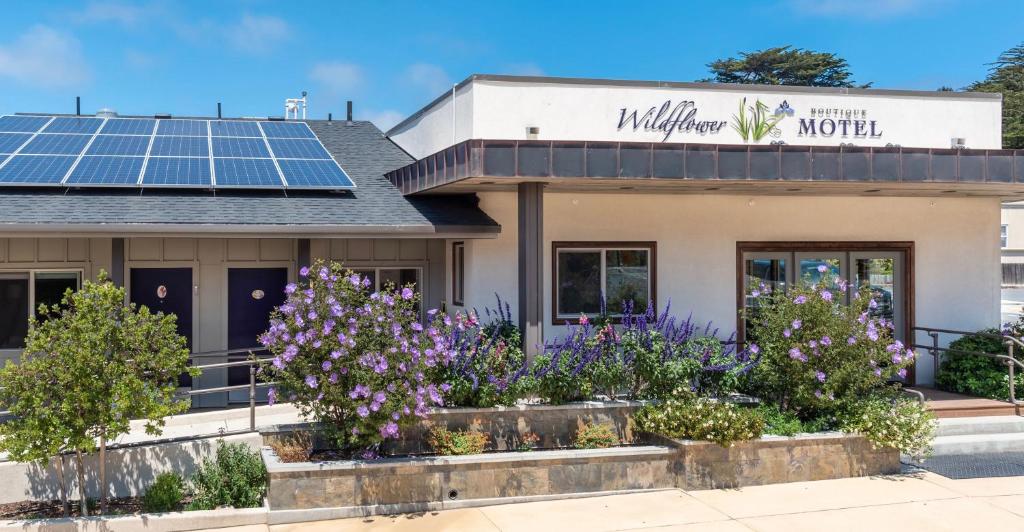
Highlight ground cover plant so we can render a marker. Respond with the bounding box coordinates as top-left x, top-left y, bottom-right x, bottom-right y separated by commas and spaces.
635, 388, 765, 447
261, 260, 452, 457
